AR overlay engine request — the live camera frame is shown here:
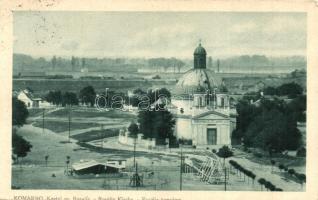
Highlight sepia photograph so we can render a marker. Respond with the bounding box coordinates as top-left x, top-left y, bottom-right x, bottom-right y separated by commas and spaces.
11, 11, 307, 191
